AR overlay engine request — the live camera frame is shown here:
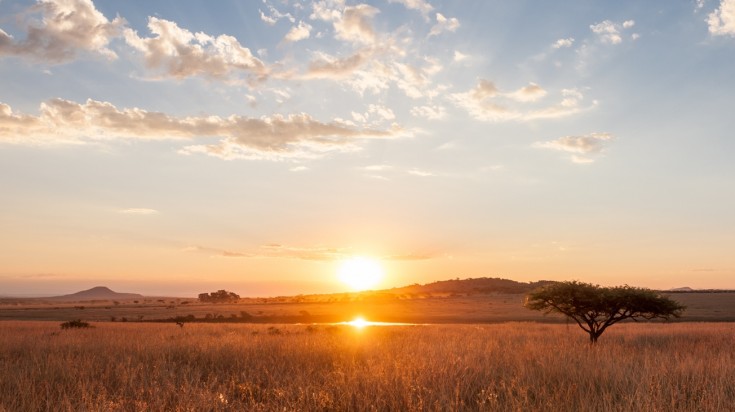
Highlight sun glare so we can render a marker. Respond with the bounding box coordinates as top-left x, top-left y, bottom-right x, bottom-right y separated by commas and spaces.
337, 256, 384, 291
347, 317, 370, 329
